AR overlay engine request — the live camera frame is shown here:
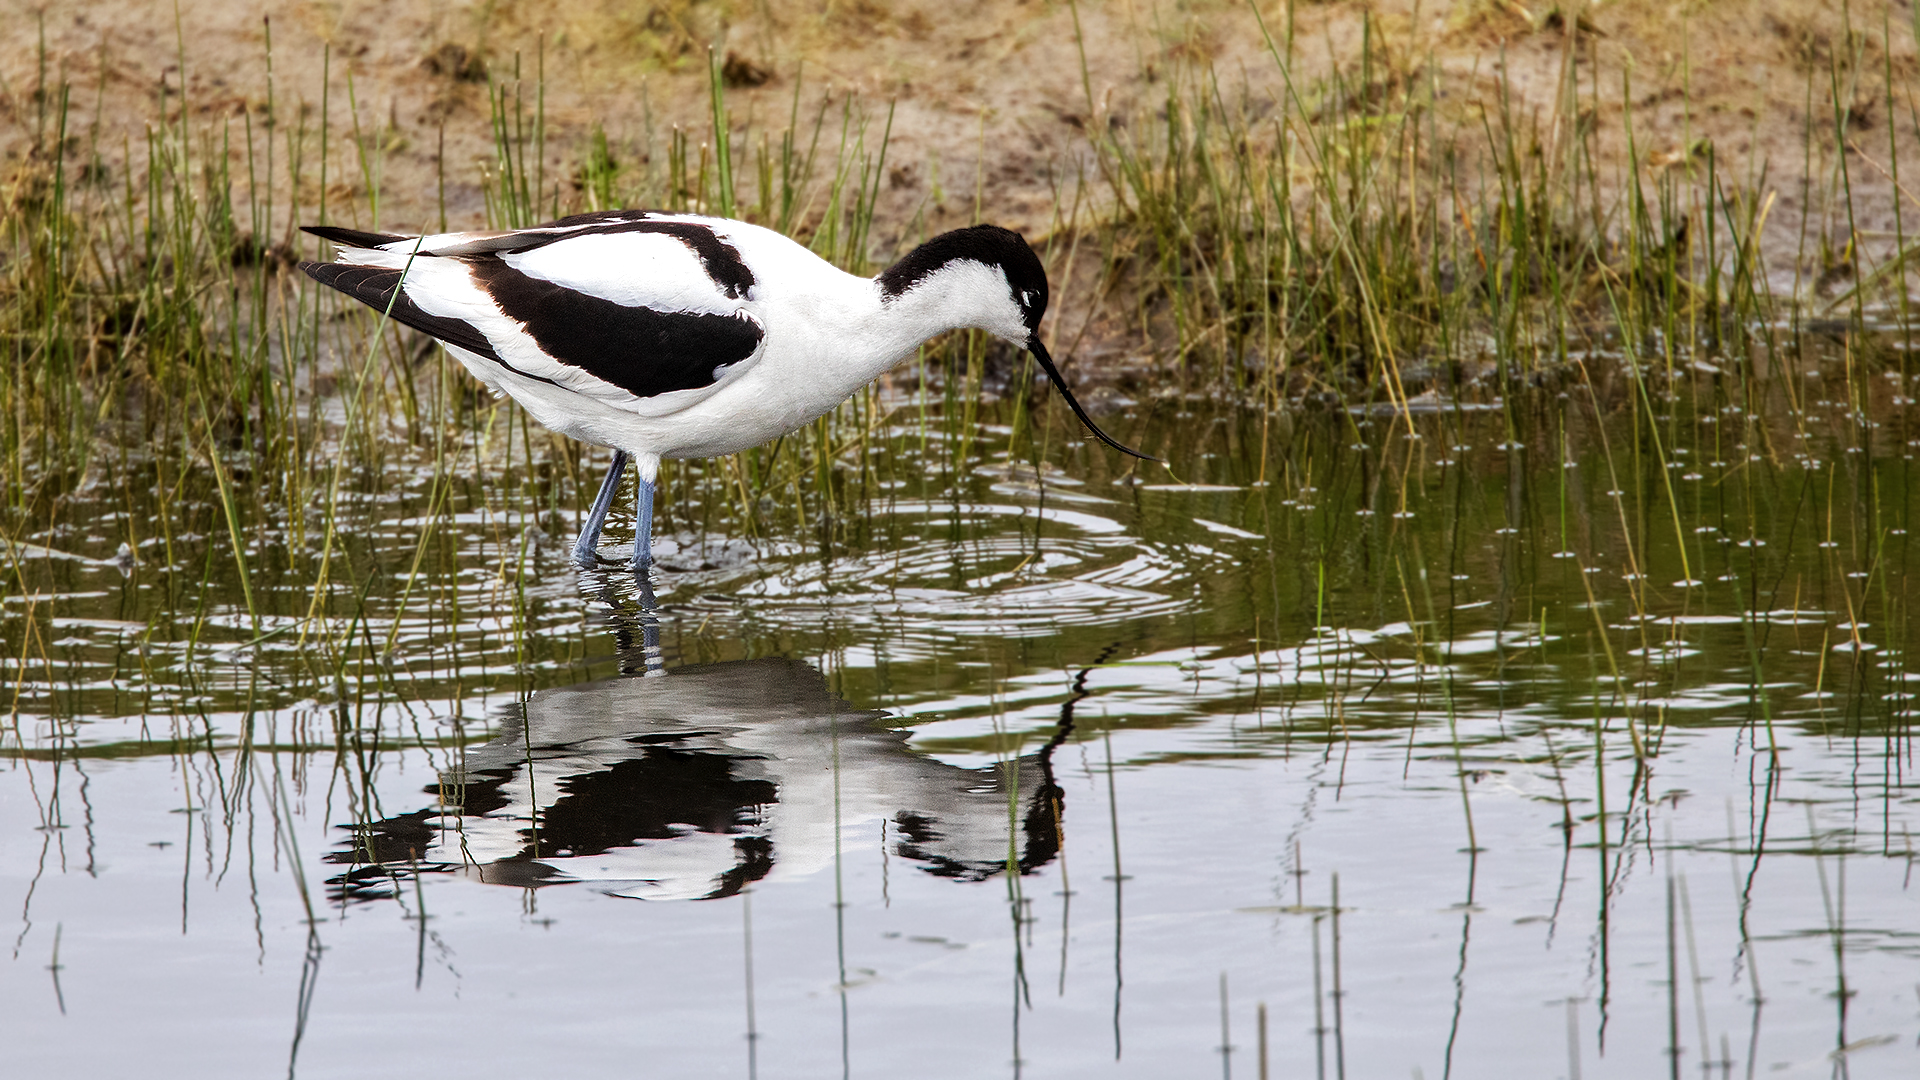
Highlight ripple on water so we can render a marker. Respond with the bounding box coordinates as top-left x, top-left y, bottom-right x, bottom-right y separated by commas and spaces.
648, 496, 1220, 654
